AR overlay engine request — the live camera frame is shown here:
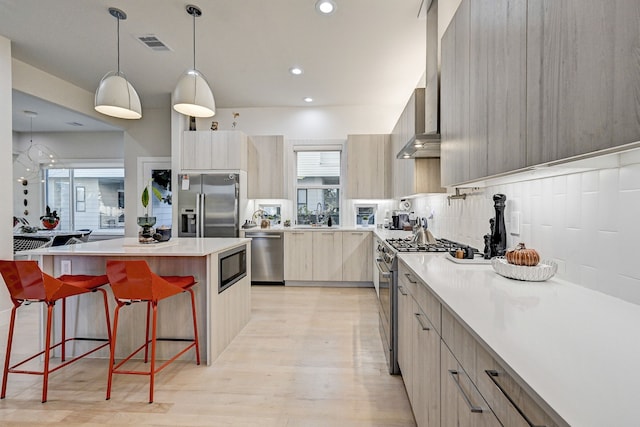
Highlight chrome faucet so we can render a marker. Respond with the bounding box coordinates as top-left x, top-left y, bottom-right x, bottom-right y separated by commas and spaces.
316, 202, 323, 225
